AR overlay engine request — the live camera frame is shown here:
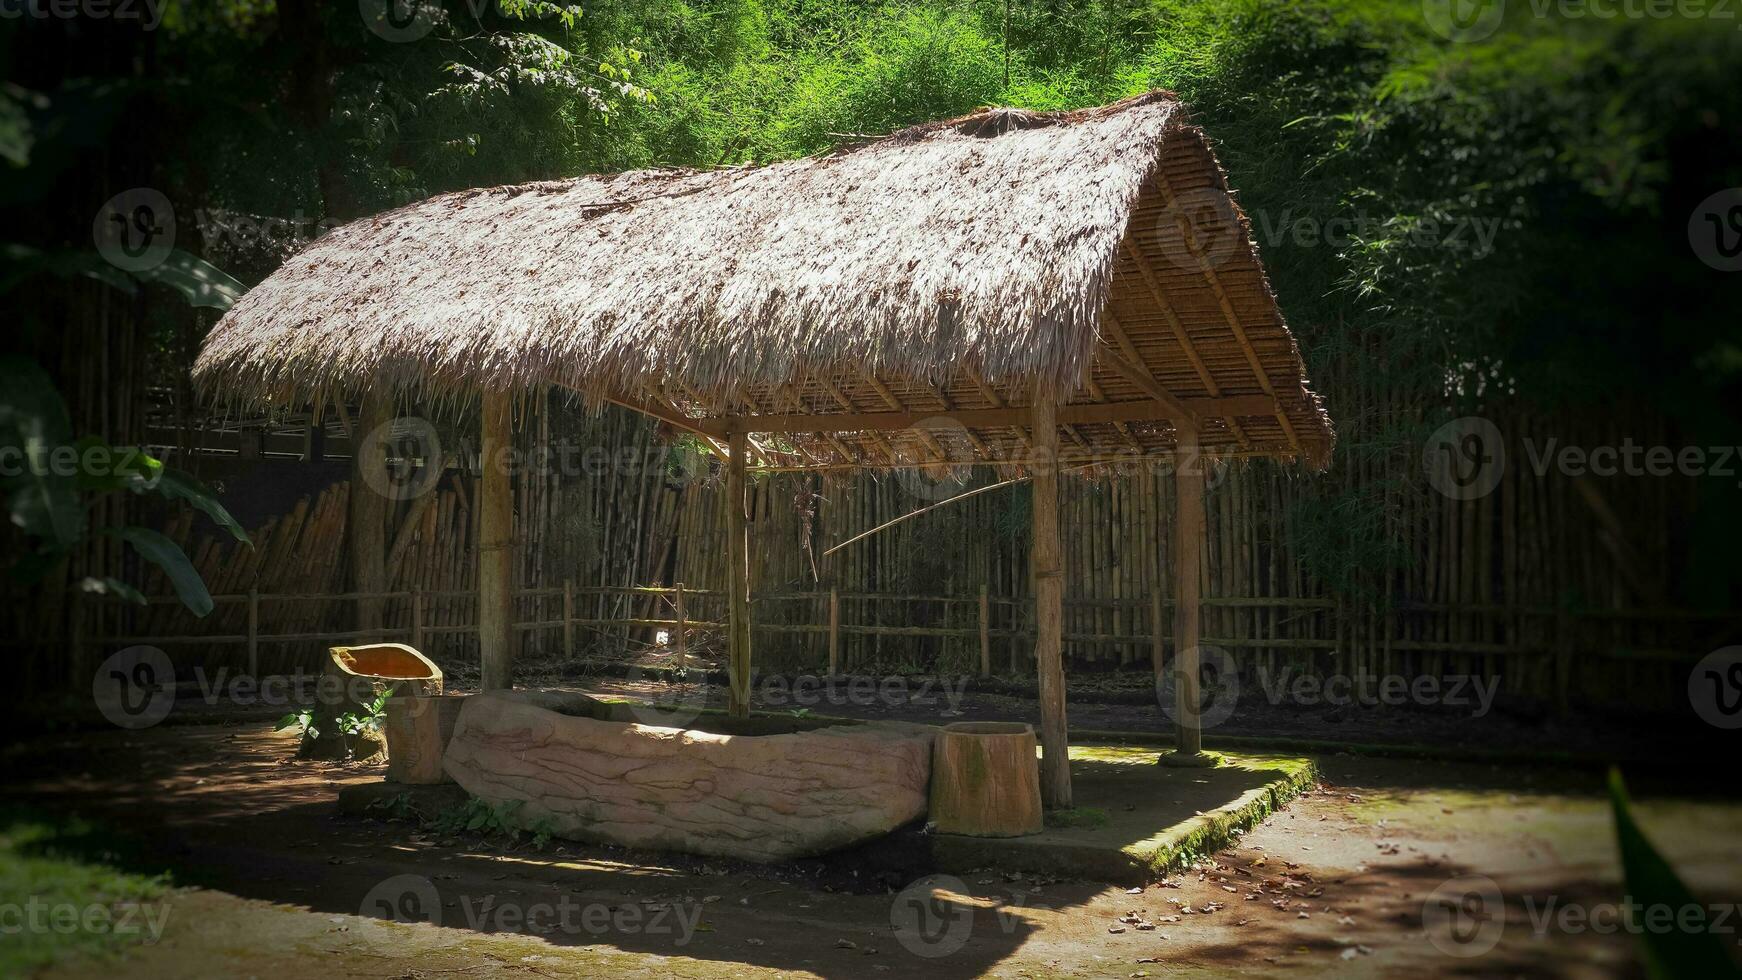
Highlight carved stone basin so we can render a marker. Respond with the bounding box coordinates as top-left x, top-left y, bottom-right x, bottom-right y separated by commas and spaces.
442, 690, 934, 862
